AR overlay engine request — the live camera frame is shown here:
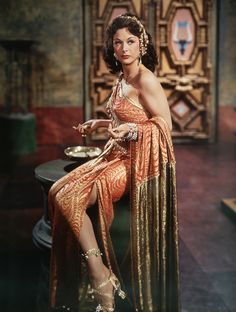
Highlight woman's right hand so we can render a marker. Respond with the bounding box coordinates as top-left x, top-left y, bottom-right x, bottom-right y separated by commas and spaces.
73, 119, 100, 136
